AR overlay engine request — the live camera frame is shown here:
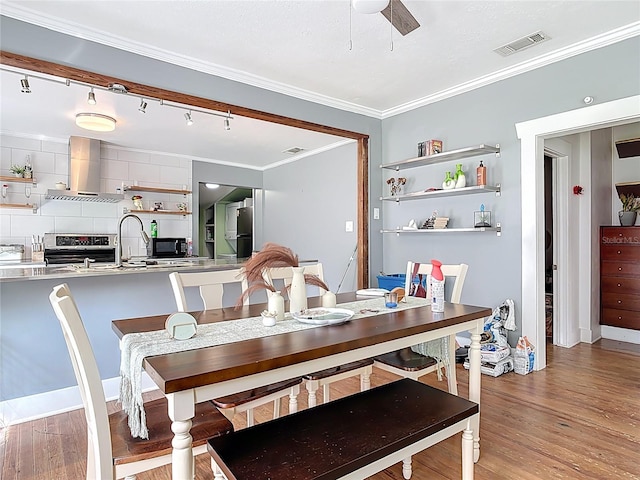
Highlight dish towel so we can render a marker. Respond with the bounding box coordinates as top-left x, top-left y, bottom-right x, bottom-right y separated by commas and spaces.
119, 296, 430, 438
